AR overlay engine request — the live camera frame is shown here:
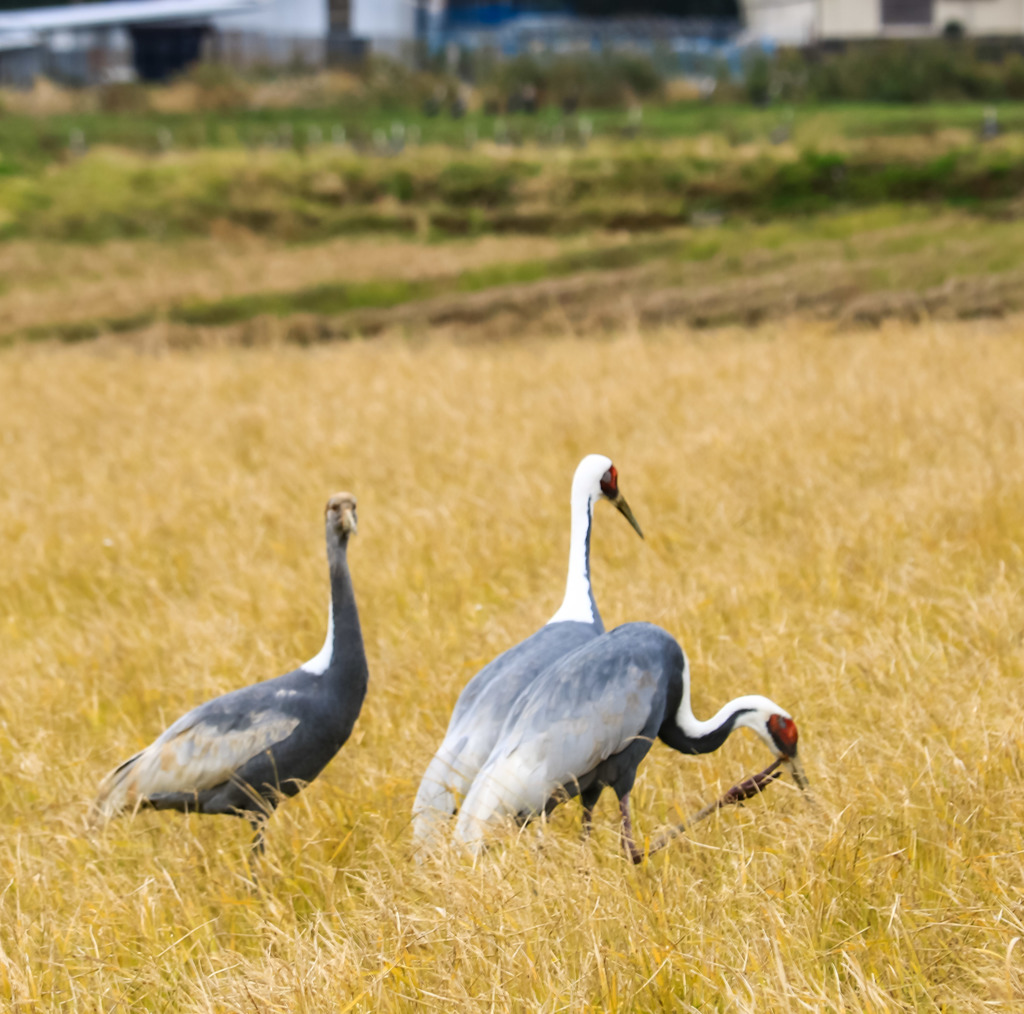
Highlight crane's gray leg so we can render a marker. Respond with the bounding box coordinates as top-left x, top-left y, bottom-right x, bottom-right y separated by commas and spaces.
618, 792, 645, 865
580, 785, 604, 841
